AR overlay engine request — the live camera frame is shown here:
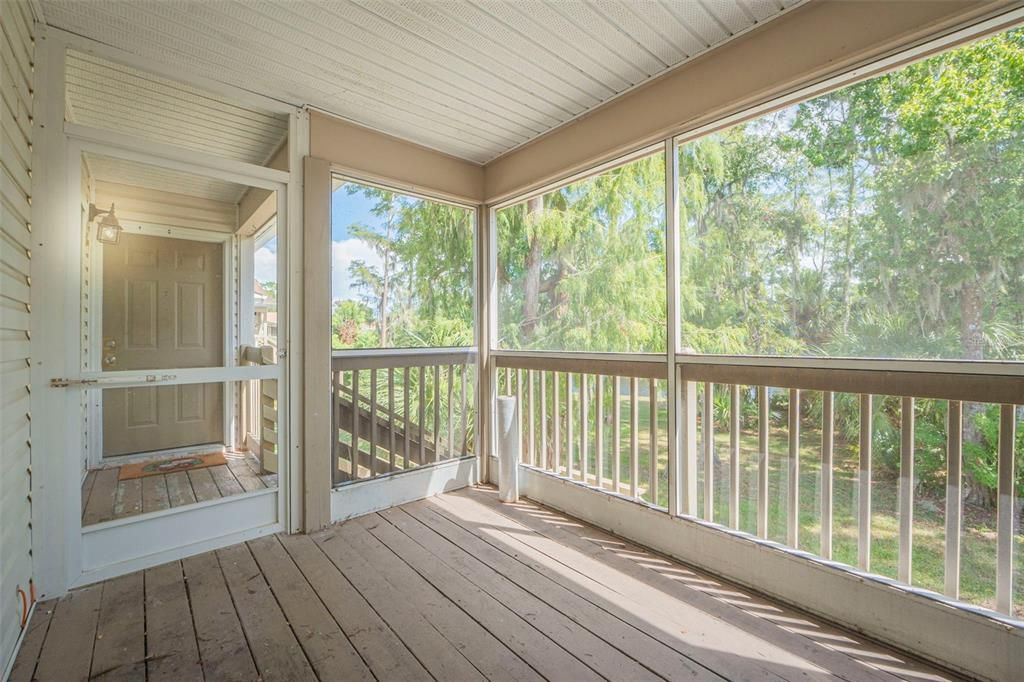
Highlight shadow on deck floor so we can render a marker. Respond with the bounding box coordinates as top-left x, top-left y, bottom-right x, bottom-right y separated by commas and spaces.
12, 485, 956, 681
